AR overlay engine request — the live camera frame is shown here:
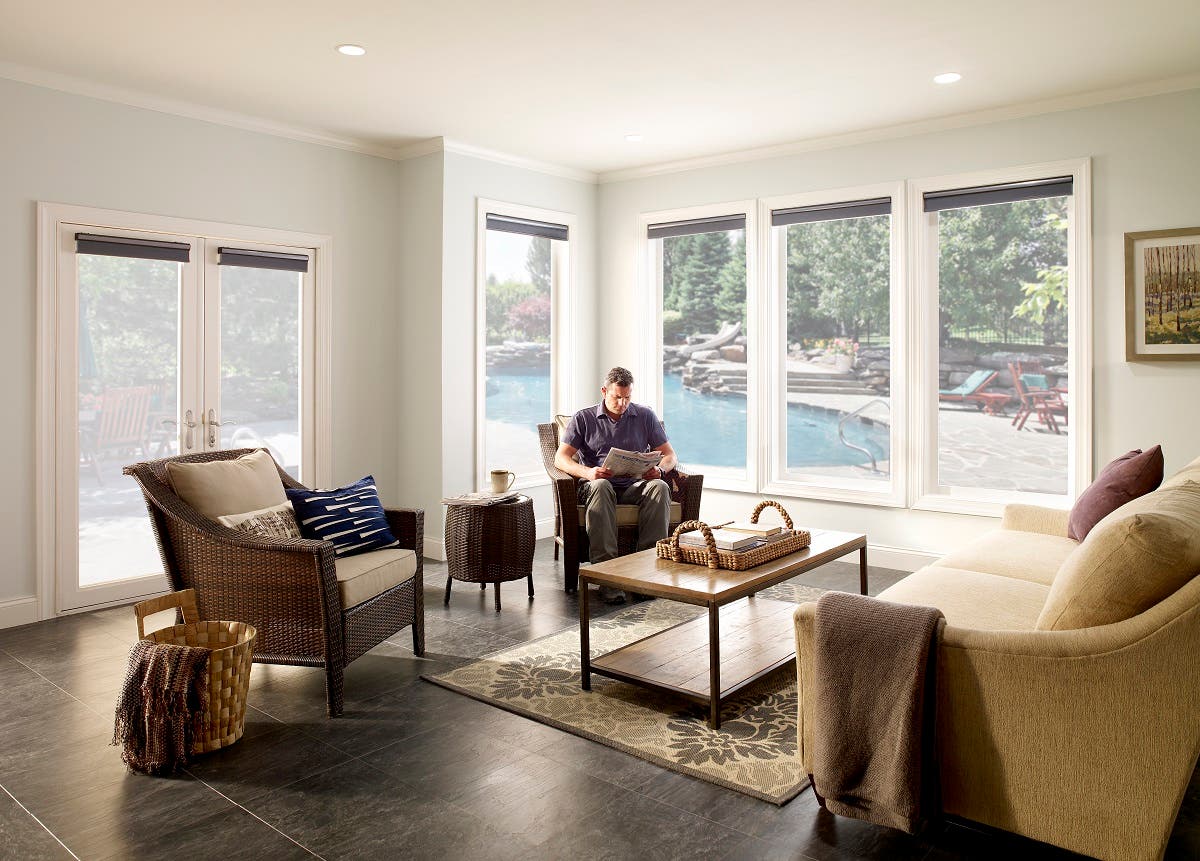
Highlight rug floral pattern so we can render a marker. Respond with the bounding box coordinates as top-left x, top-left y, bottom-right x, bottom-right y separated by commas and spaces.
424, 582, 826, 804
